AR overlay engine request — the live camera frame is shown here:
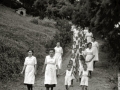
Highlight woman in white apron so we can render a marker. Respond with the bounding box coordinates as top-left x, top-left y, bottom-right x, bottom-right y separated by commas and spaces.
54, 42, 63, 69
21, 50, 37, 90
85, 29, 93, 43
42, 49, 59, 90
84, 43, 95, 78
92, 37, 99, 68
